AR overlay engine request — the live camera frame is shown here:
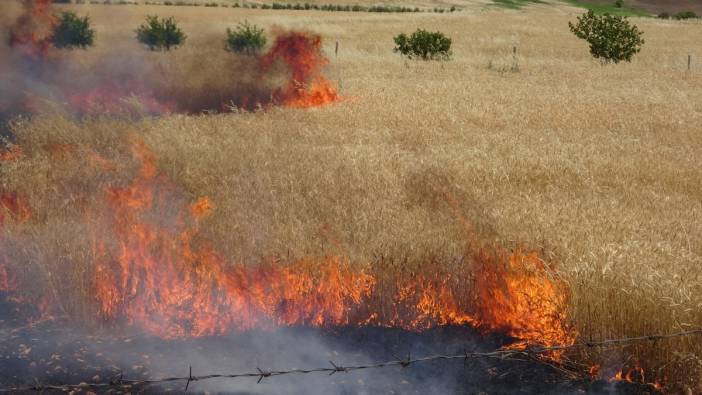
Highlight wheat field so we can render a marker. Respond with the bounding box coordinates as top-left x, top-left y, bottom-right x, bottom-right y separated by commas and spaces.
2, 1, 702, 391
